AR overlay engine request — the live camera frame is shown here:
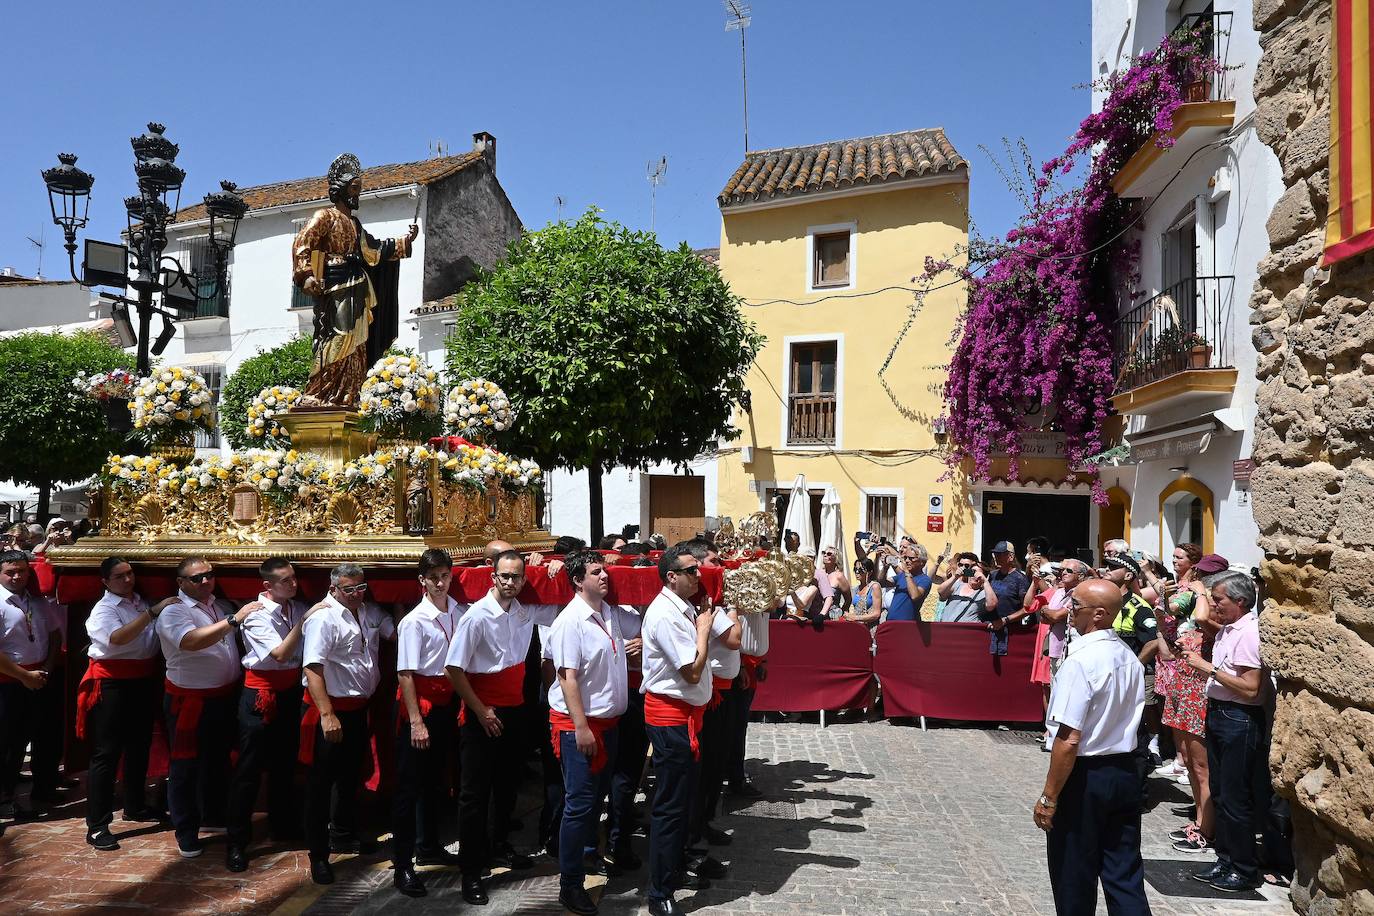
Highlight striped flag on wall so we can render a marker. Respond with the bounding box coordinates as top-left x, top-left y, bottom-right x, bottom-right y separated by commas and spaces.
1325, 0, 1374, 264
